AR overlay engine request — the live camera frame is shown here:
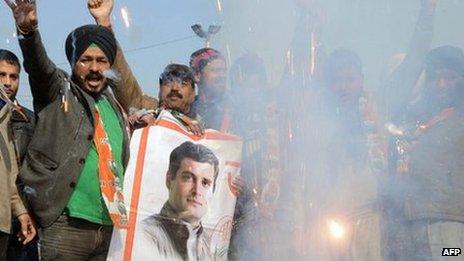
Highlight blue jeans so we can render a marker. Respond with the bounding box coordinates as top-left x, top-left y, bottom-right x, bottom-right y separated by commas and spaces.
39, 214, 113, 261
